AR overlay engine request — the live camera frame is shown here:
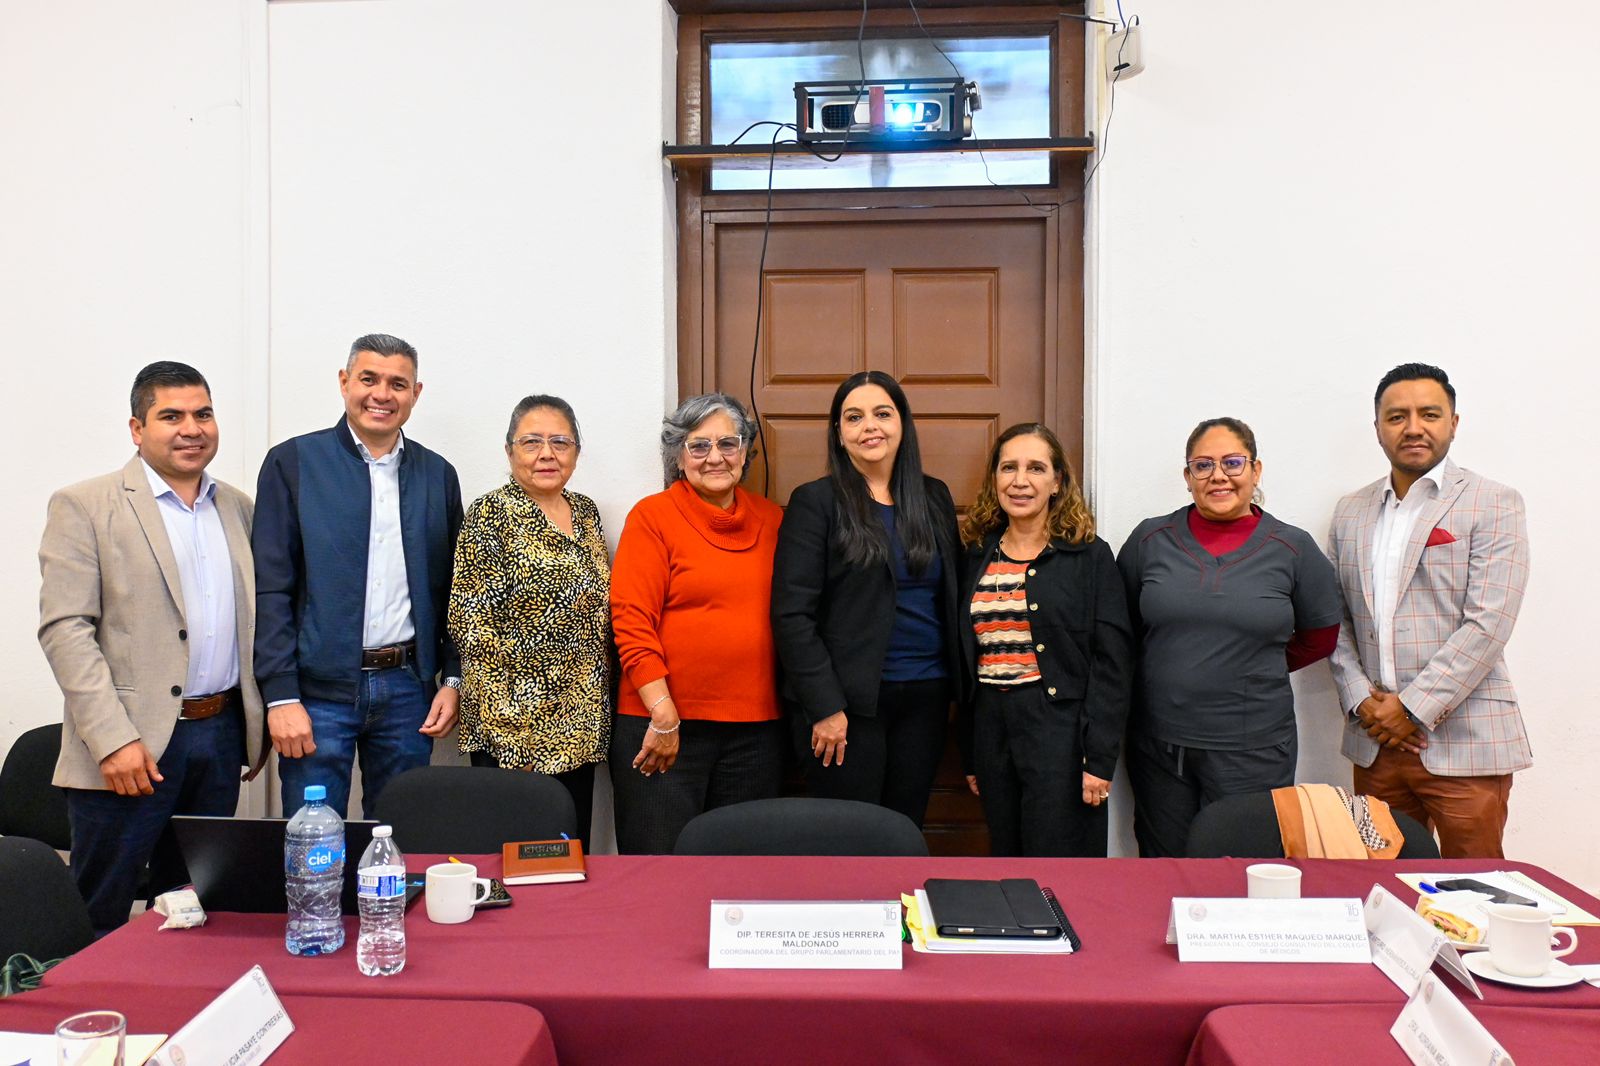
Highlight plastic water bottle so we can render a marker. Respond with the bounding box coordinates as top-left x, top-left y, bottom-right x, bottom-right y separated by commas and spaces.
356, 824, 407, 976
285, 784, 345, 956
